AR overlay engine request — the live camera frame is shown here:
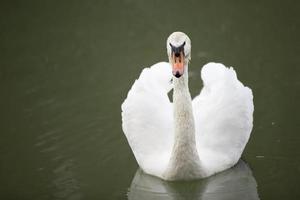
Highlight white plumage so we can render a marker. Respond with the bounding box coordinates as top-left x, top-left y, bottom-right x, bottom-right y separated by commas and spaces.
122, 62, 174, 177
121, 32, 253, 181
